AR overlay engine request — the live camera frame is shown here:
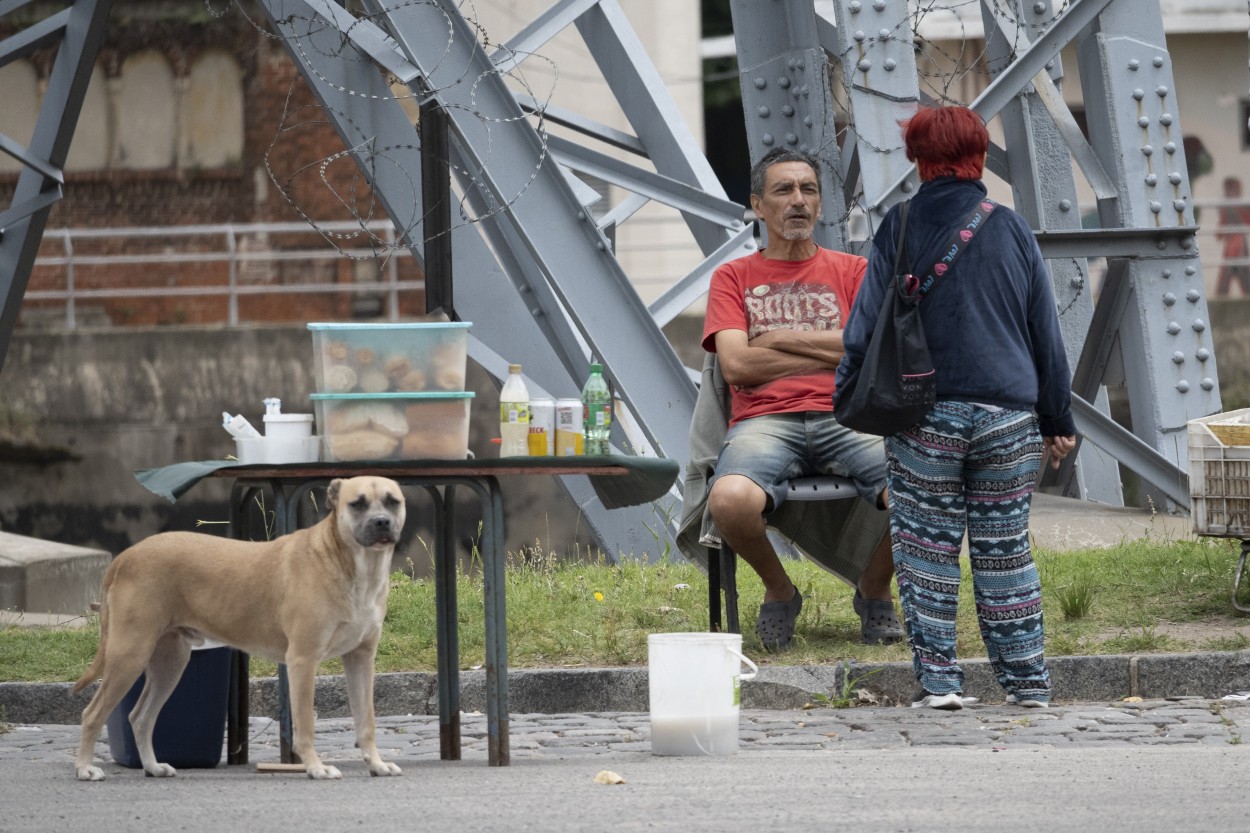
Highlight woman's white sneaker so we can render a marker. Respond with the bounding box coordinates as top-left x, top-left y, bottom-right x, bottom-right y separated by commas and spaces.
1005, 694, 1049, 708
911, 691, 965, 710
